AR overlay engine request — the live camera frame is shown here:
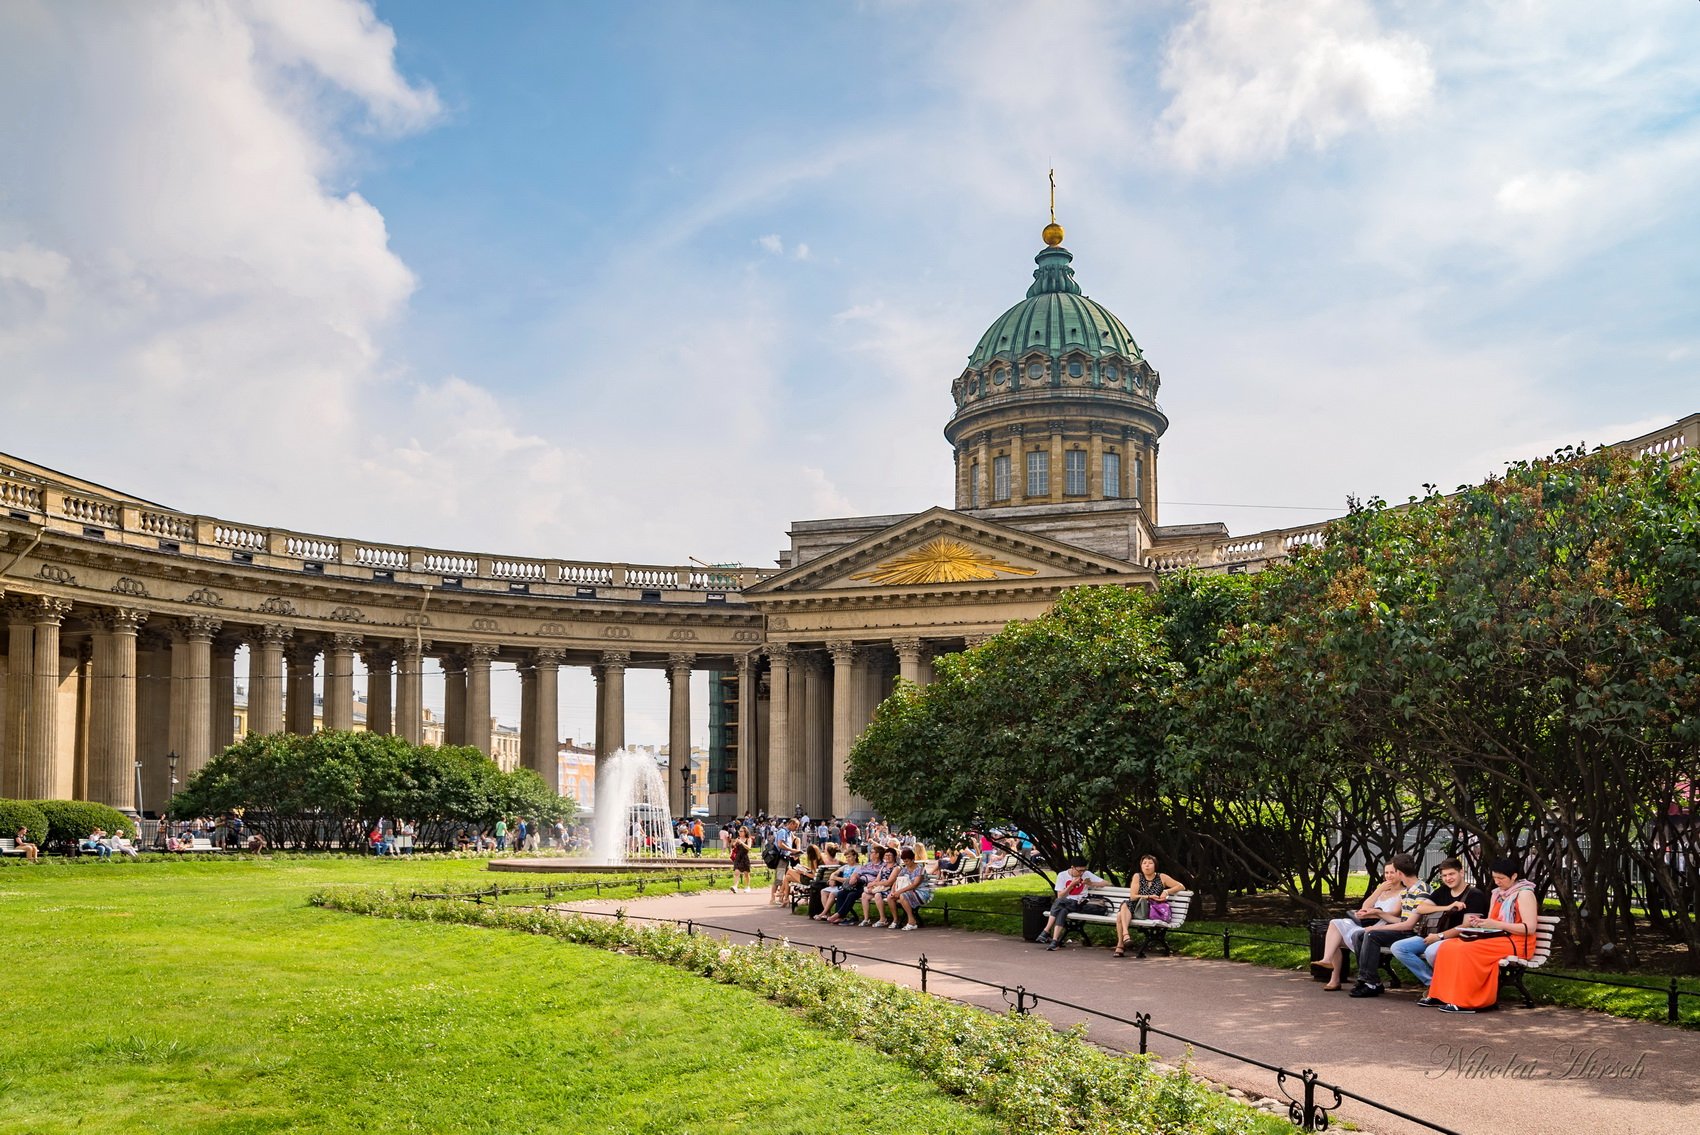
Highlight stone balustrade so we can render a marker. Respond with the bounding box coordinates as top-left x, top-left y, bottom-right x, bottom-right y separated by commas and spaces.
0, 468, 775, 602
